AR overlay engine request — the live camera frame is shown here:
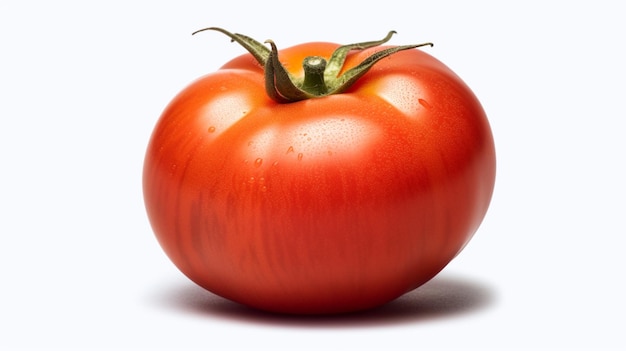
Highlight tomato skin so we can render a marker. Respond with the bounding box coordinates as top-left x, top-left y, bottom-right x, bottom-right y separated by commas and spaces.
143, 41, 496, 314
